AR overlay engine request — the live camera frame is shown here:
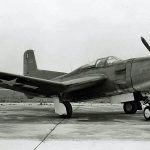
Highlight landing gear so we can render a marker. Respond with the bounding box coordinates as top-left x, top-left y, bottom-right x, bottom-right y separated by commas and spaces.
123, 101, 138, 114
143, 96, 150, 120
144, 106, 150, 120
54, 94, 73, 118
60, 101, 72, 118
